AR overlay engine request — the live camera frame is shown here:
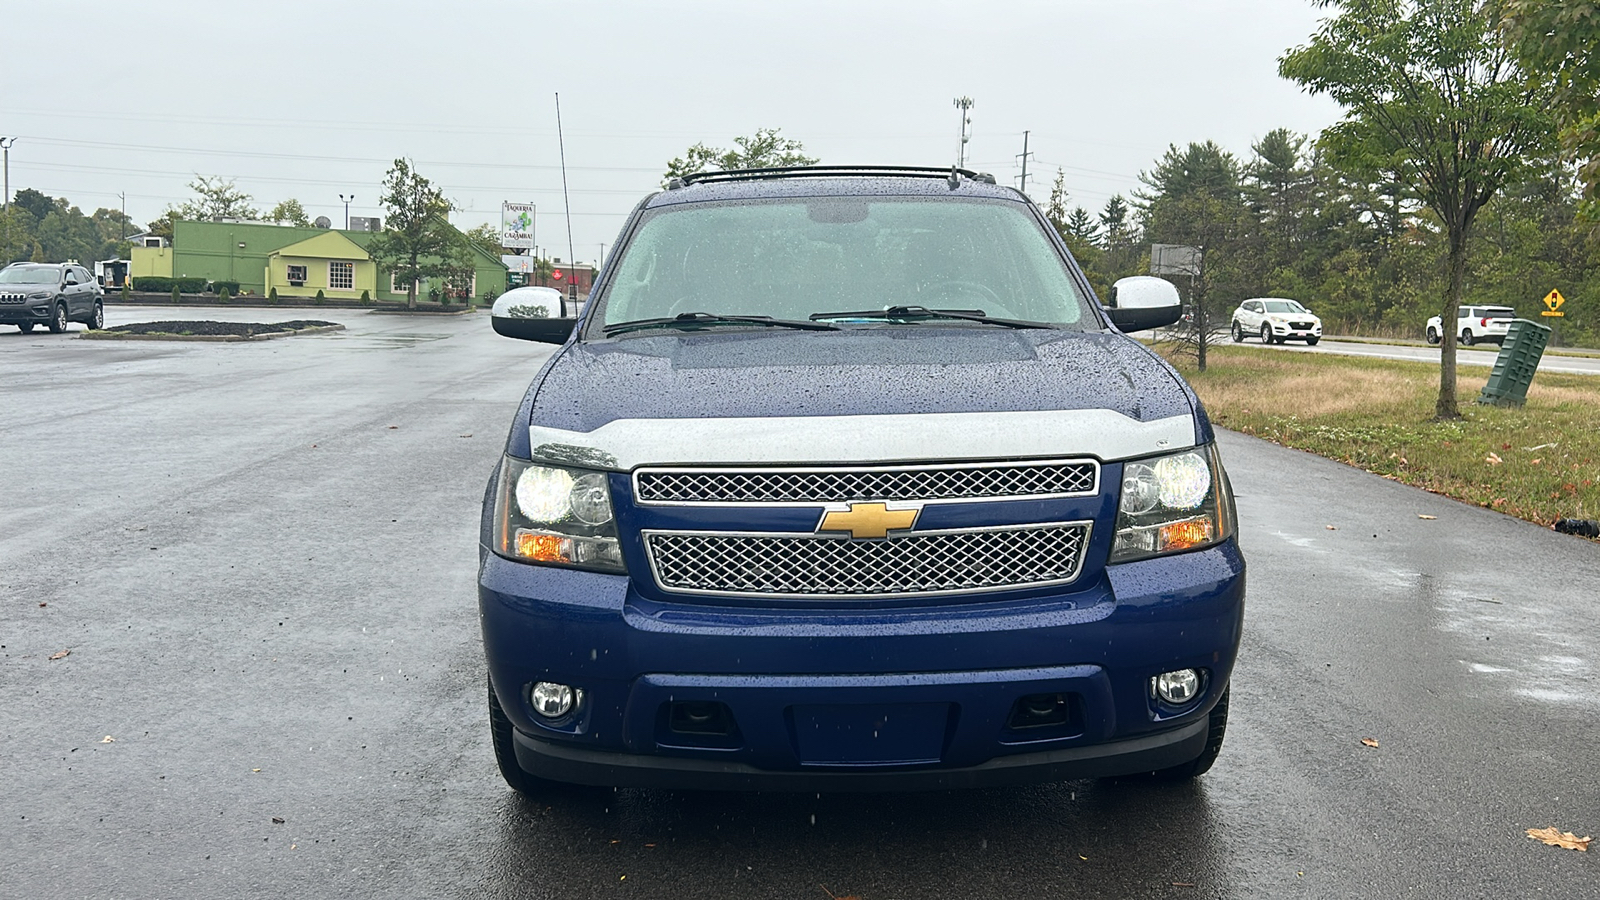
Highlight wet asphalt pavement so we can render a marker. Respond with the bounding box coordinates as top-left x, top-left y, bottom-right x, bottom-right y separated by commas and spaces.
3, 308, 1597, 898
